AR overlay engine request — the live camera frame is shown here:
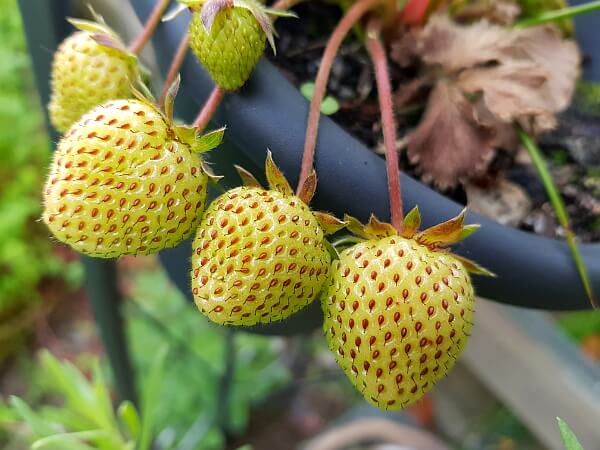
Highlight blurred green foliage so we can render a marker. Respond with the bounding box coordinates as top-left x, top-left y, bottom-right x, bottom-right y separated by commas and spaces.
0, 0, 81, 323
0, 350, 165, 450
125, 266, 290, 449
0, 263, 288, 449
558, 310, 600, 342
